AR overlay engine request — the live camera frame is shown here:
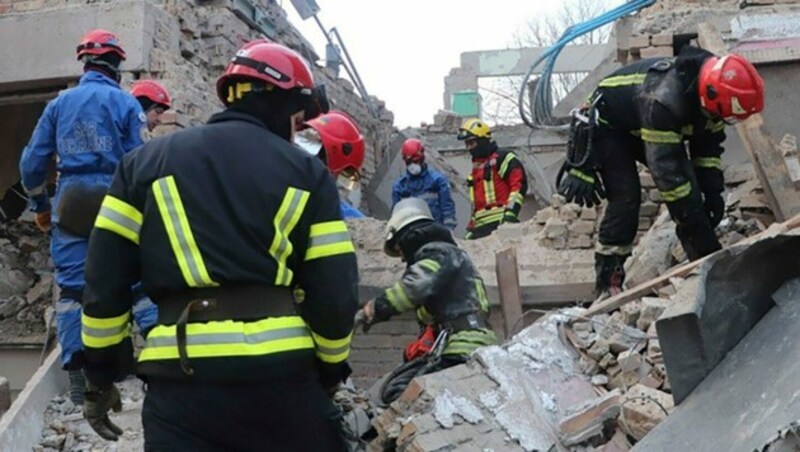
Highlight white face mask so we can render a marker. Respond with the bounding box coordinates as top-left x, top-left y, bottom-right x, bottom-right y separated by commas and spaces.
407, 163, 422, 176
